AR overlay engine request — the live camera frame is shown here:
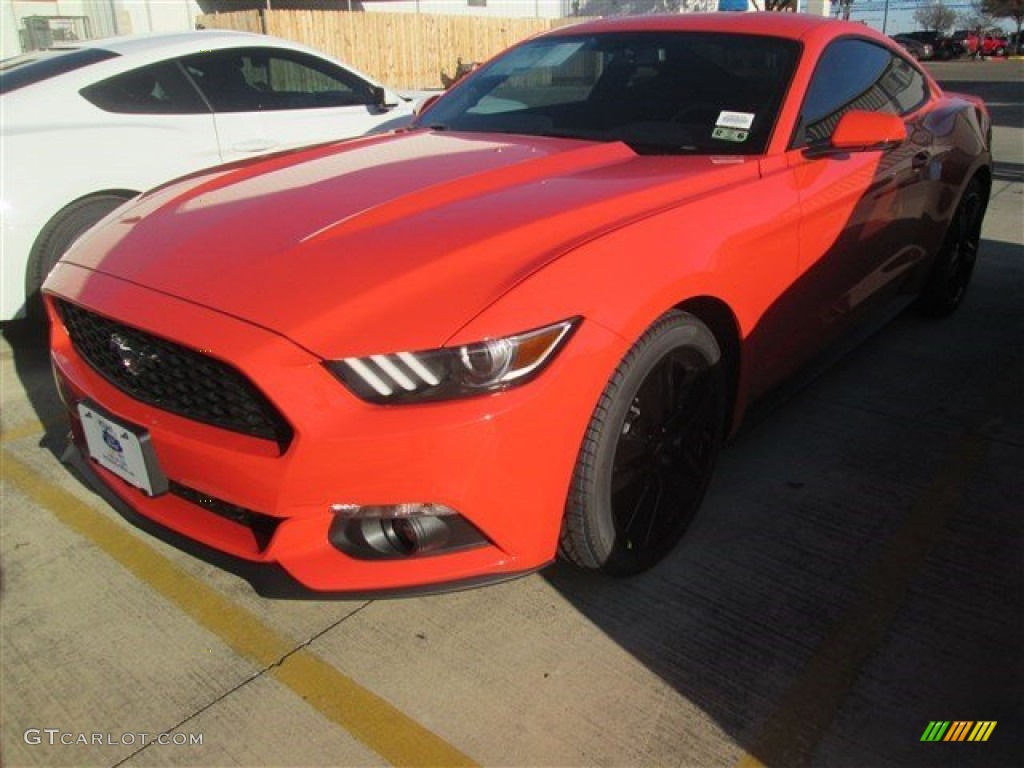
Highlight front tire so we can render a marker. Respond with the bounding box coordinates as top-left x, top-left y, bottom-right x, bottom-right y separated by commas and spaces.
917, 178, 986, 317
26, 193, 133, 321
560, 311, 726, 575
